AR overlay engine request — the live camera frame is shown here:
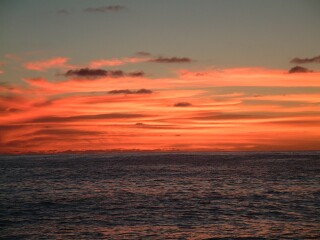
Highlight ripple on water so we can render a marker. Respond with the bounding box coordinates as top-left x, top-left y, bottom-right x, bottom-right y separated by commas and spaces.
1, 152, 320, 239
